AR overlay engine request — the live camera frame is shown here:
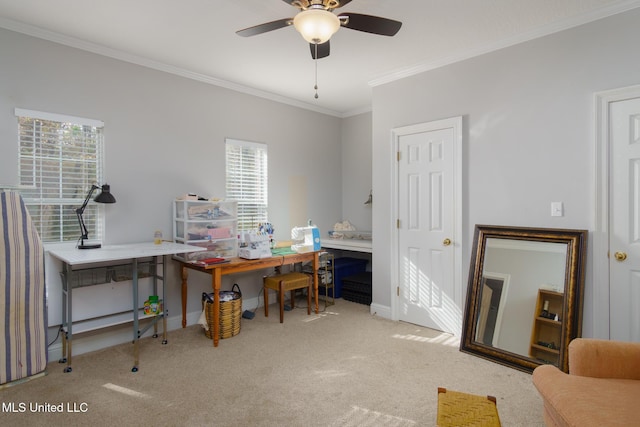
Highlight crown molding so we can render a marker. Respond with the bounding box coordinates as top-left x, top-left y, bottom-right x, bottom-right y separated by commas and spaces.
0, 17, 344, 118
369, 0, 640, 87
4, 1, 639, 118
341, 104, 372, 118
